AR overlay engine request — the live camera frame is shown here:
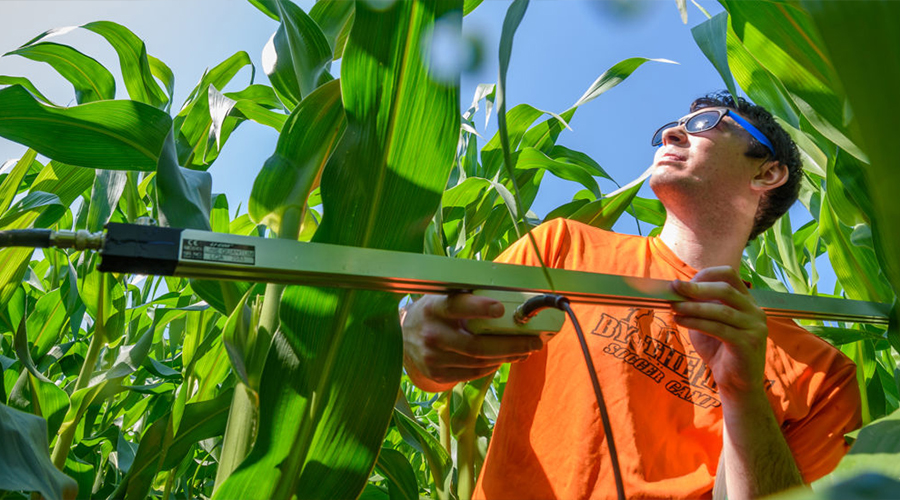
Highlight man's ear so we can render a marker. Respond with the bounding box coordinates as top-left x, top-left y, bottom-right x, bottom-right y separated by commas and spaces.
751, 160, 788, 193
